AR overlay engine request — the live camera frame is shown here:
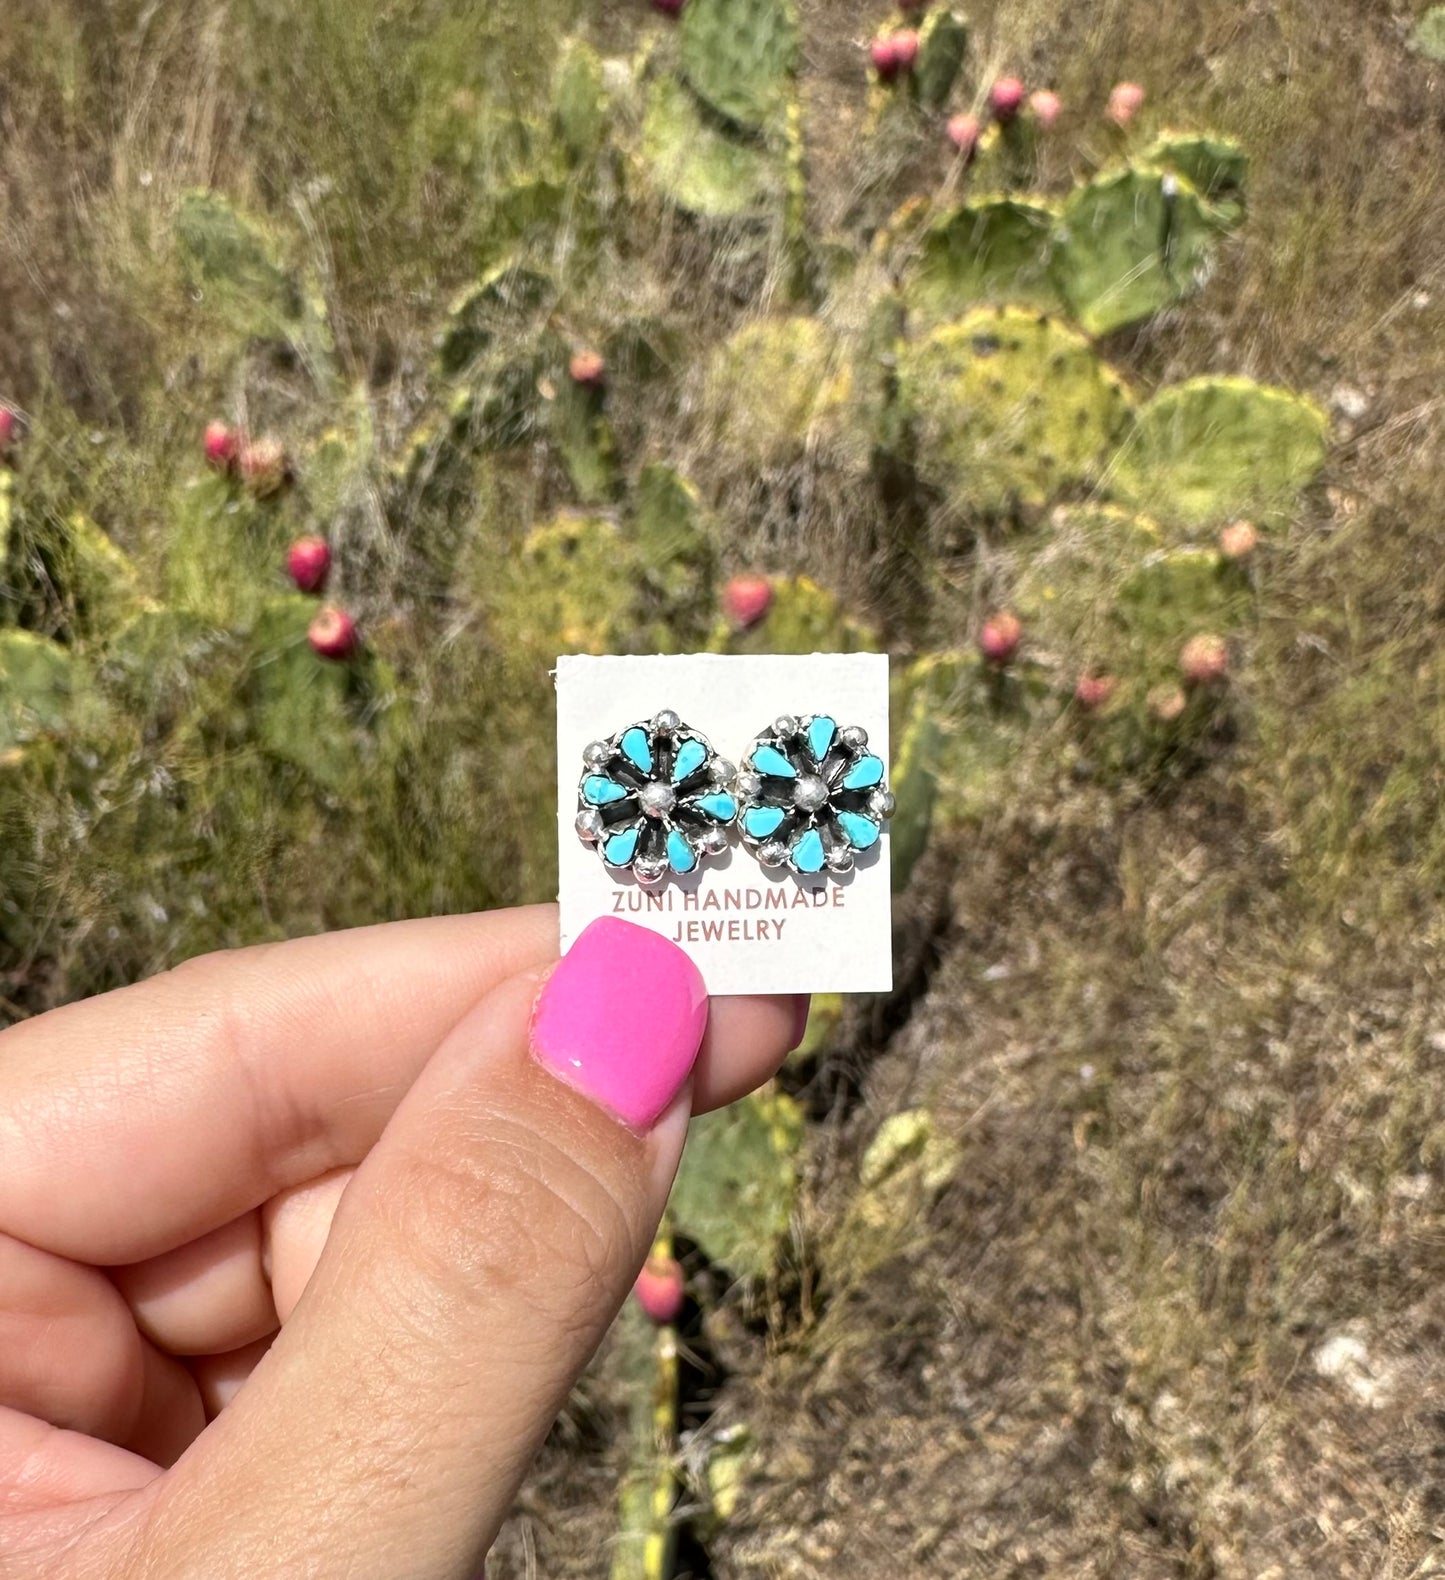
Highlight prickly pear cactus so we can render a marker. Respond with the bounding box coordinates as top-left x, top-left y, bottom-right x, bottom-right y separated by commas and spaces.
0, 631, 77, 752
712, 575, 877, 655
898, 307, 1133, 511
1053, 167, 1234, 337
482, 513, 640, 663
436, 261, 553, 375
705, 317, 852, 465
908, 199, 1061, 323
914, 9, 969, 110
680, 0, 798, 132
1144, 132, 1248, 222
668, 1085, 804, 1281
552, 39, 607, 162
641, 74, 778, 221
248, 598, 365, 794
1112, 376, 1329, 530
